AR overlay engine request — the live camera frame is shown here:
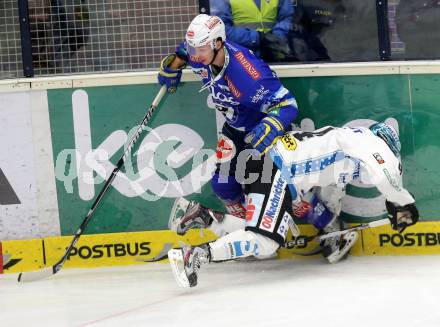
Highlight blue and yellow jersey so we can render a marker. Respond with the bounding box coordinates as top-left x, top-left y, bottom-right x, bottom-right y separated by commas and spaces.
178, 41, 298, 132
